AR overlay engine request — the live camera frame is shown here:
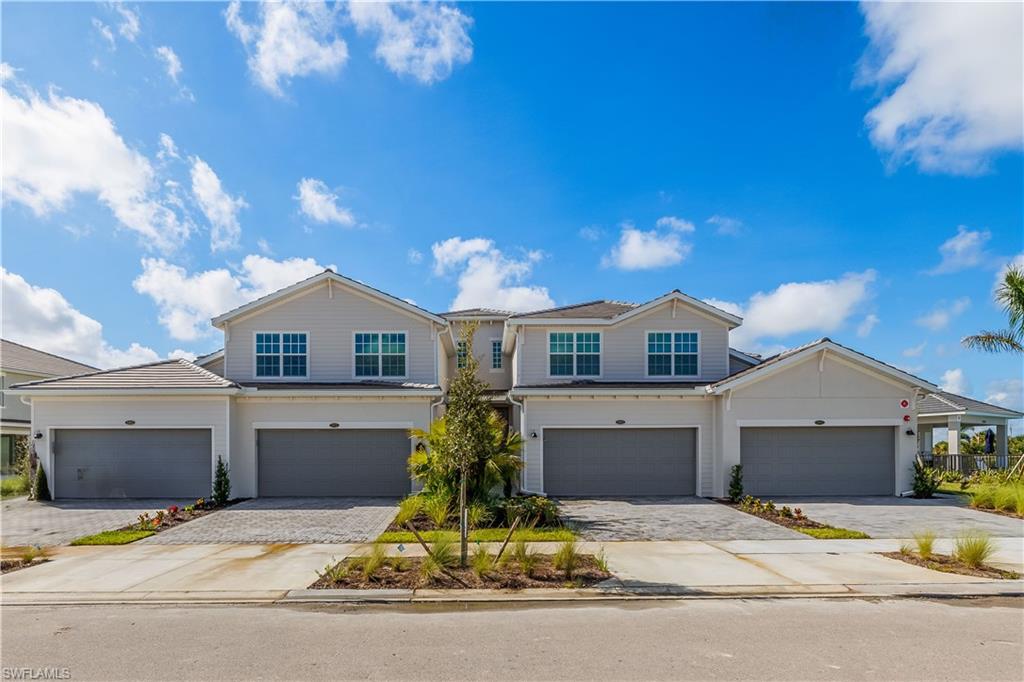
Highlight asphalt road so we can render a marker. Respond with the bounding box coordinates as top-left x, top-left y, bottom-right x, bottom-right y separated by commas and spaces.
2, 598, 1022, 681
